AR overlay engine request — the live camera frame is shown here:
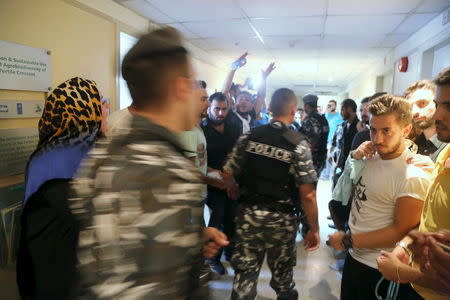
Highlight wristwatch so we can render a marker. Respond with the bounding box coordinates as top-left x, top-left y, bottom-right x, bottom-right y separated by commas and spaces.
341, 232, 353, 250
396, 241, 413, 264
